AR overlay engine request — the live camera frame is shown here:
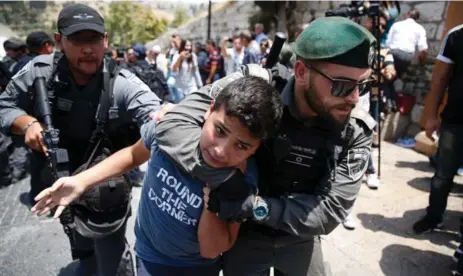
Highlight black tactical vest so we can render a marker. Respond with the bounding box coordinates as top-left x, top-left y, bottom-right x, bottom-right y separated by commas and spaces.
47, 55, 140, 171
257, 107, 352, 197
